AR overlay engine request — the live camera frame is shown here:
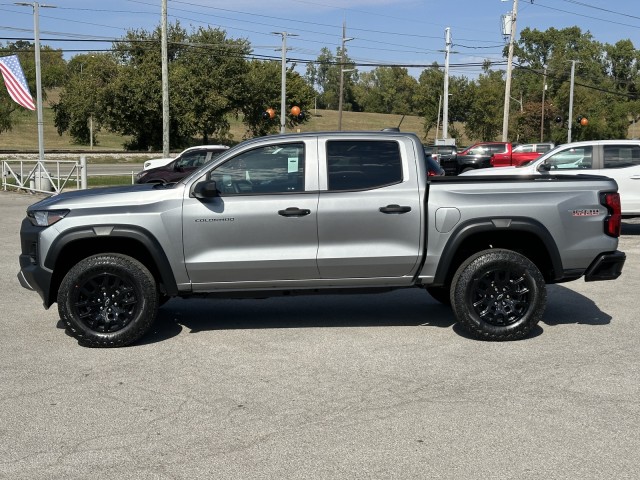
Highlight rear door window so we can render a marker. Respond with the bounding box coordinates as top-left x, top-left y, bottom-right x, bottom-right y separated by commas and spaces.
326, 140, 402, 191
603, 145, 640, 169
